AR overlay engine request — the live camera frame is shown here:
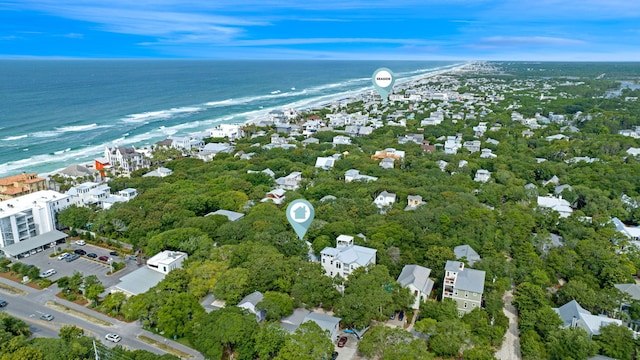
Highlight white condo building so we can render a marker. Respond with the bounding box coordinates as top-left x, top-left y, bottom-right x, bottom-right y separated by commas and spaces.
0, 190, 71, 258
320, 235, 377, 278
